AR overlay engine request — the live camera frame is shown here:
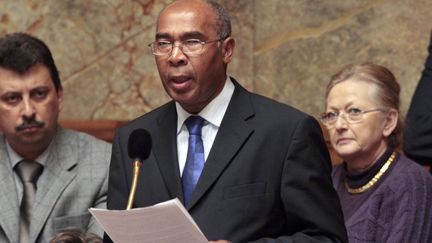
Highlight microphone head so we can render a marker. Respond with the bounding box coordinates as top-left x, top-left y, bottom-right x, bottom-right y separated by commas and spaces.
128, 129, 152, 161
